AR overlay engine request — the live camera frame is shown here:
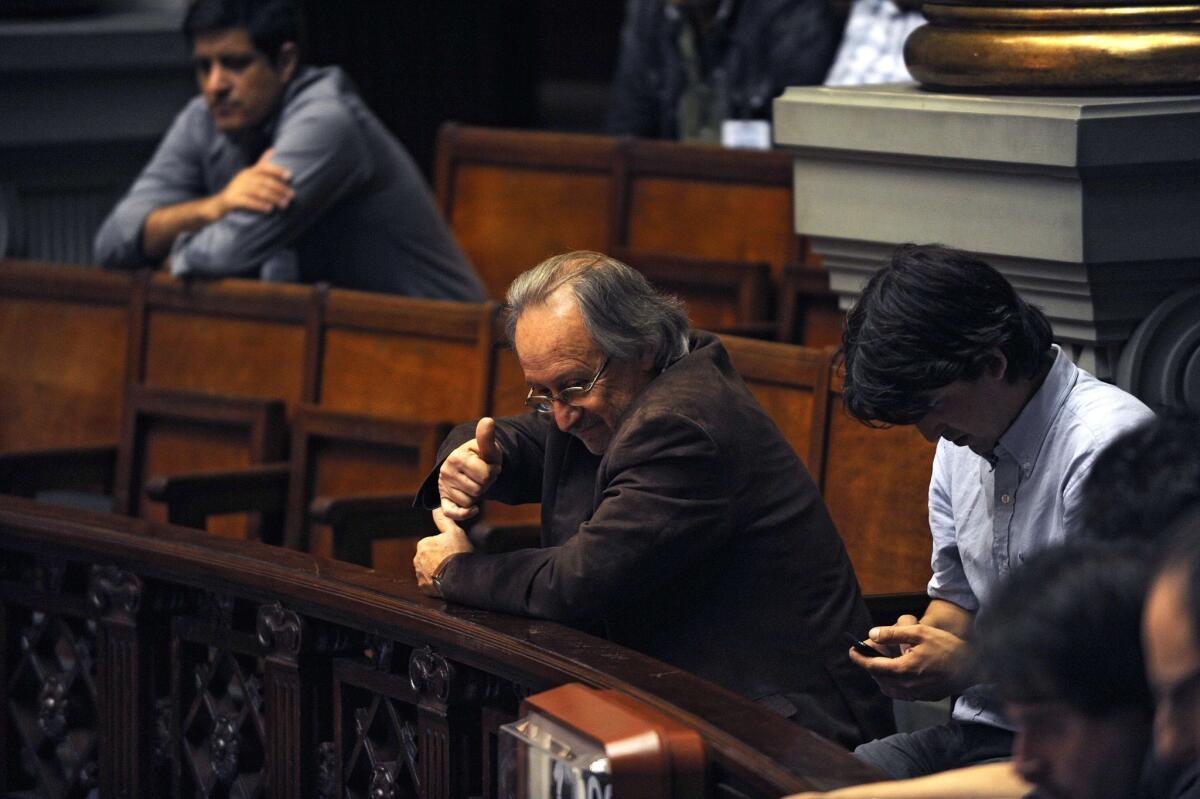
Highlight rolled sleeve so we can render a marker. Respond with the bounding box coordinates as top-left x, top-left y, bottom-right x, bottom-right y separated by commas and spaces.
172, 104, 372, 278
